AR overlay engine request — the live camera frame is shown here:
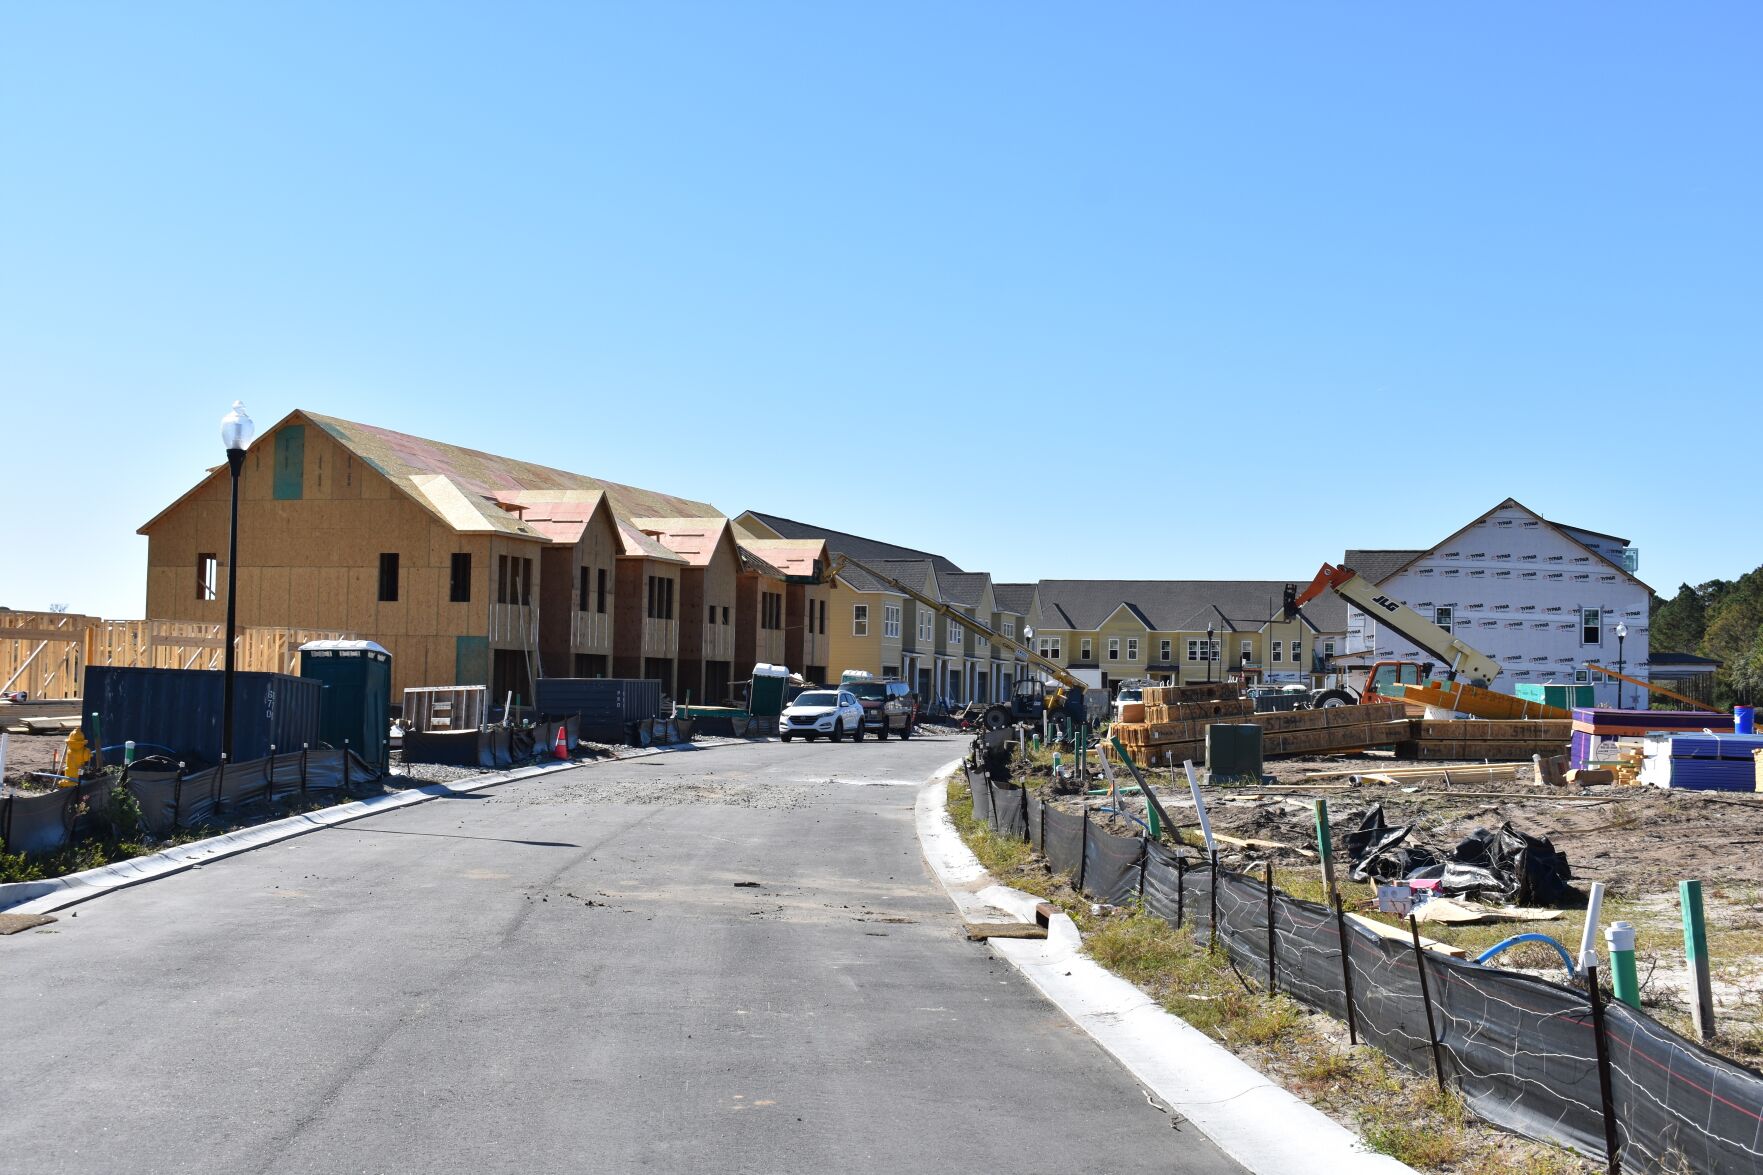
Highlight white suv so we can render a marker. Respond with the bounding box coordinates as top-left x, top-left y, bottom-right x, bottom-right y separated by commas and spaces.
779, 689, 866, 742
